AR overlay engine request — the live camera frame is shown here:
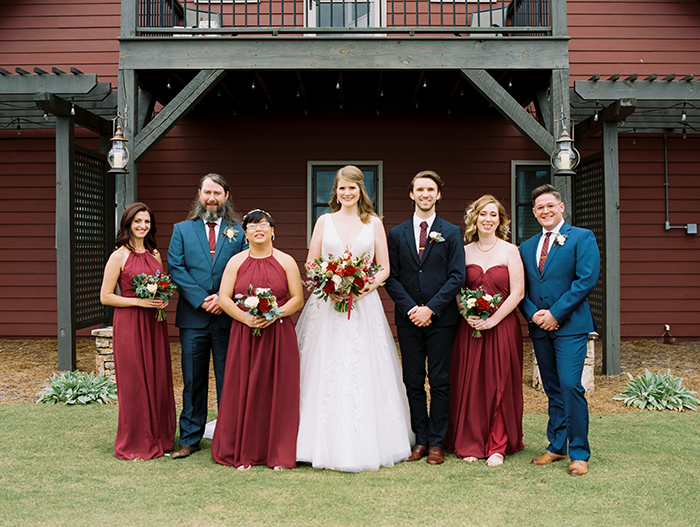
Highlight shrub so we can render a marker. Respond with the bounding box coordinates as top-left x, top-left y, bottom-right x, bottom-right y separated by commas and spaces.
613, 369, 699, 411
36, 371, 117, 405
